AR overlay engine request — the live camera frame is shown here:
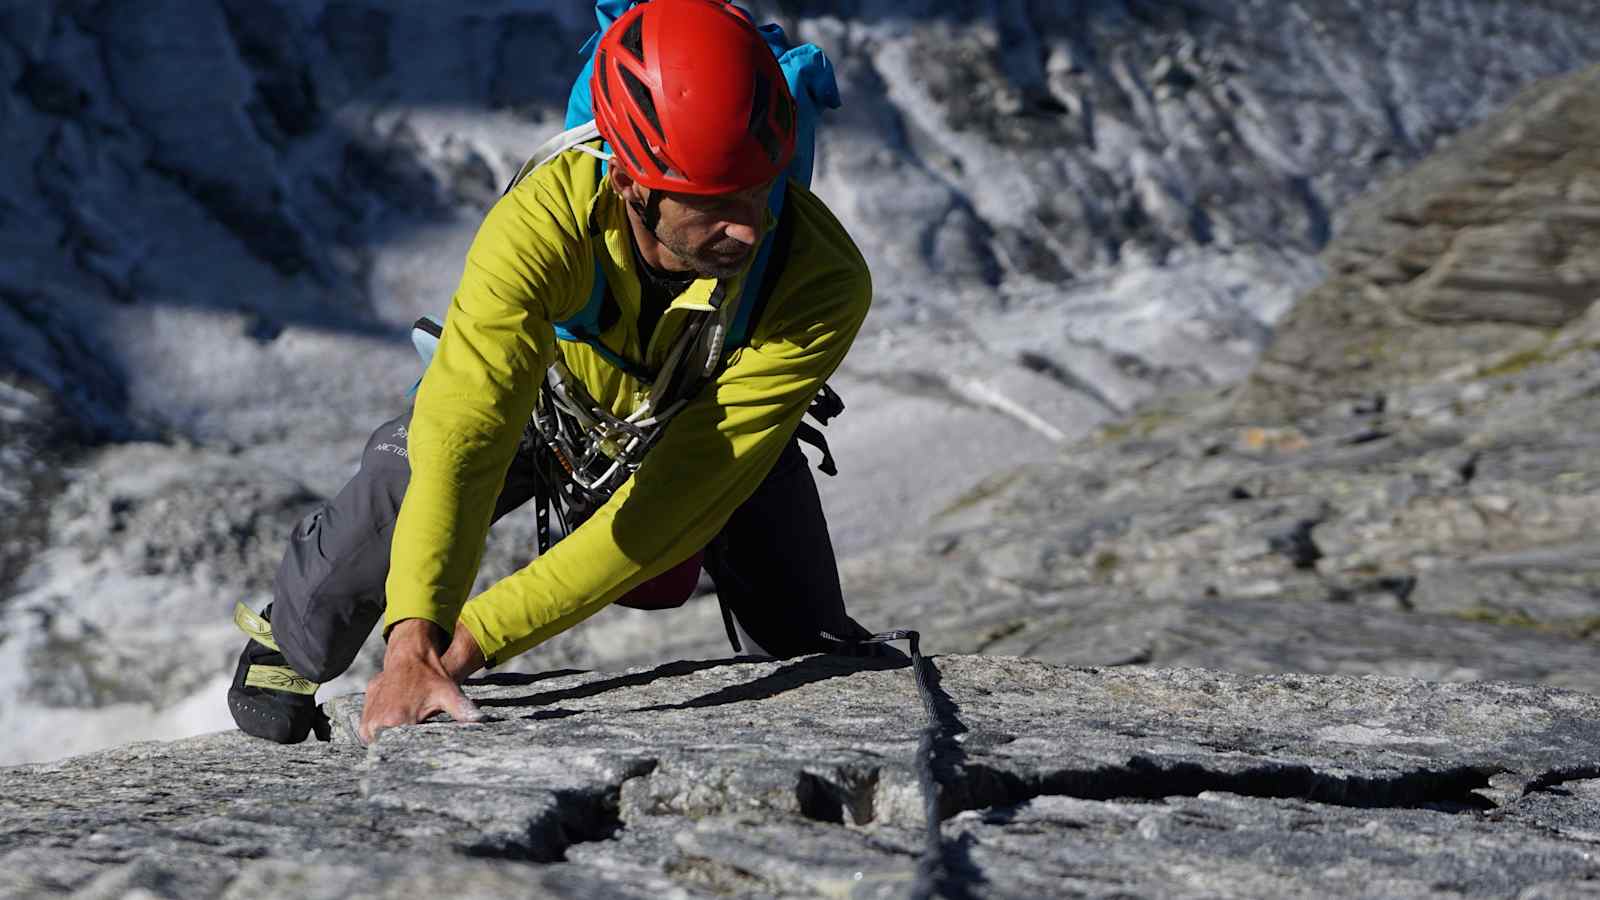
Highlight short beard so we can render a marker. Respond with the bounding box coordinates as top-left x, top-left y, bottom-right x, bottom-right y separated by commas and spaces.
658, 228, 752, 280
